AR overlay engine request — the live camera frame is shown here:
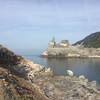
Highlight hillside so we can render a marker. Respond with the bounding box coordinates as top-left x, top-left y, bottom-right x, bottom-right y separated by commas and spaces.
74, 32, 100, 48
